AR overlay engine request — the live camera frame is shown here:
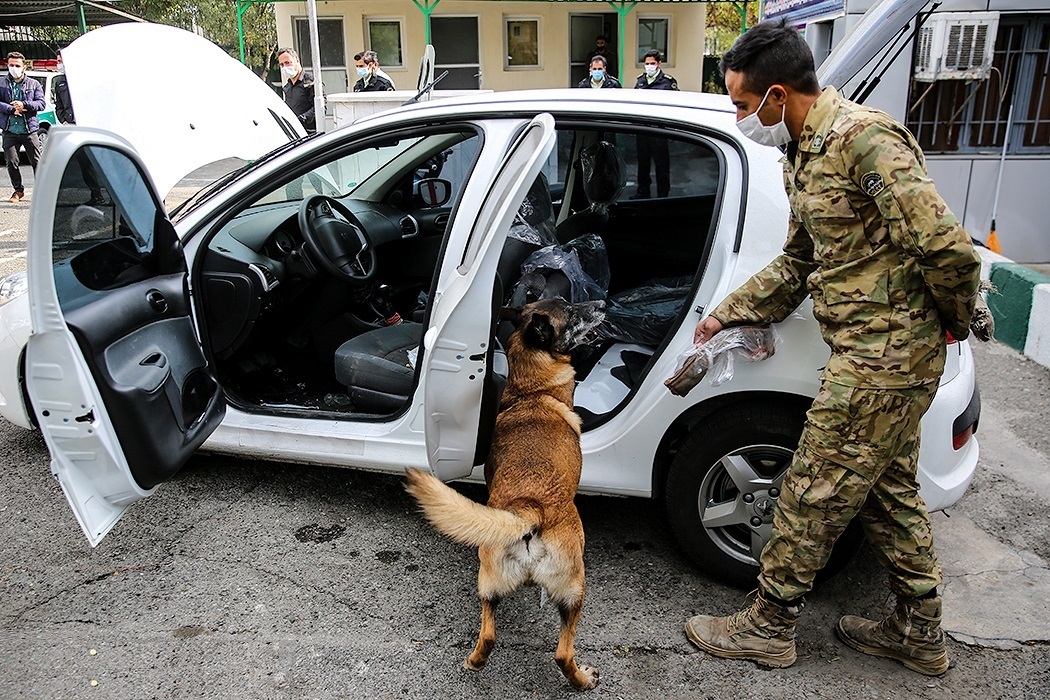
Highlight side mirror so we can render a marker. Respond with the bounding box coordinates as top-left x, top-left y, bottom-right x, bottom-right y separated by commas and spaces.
416, 178, 452, 207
